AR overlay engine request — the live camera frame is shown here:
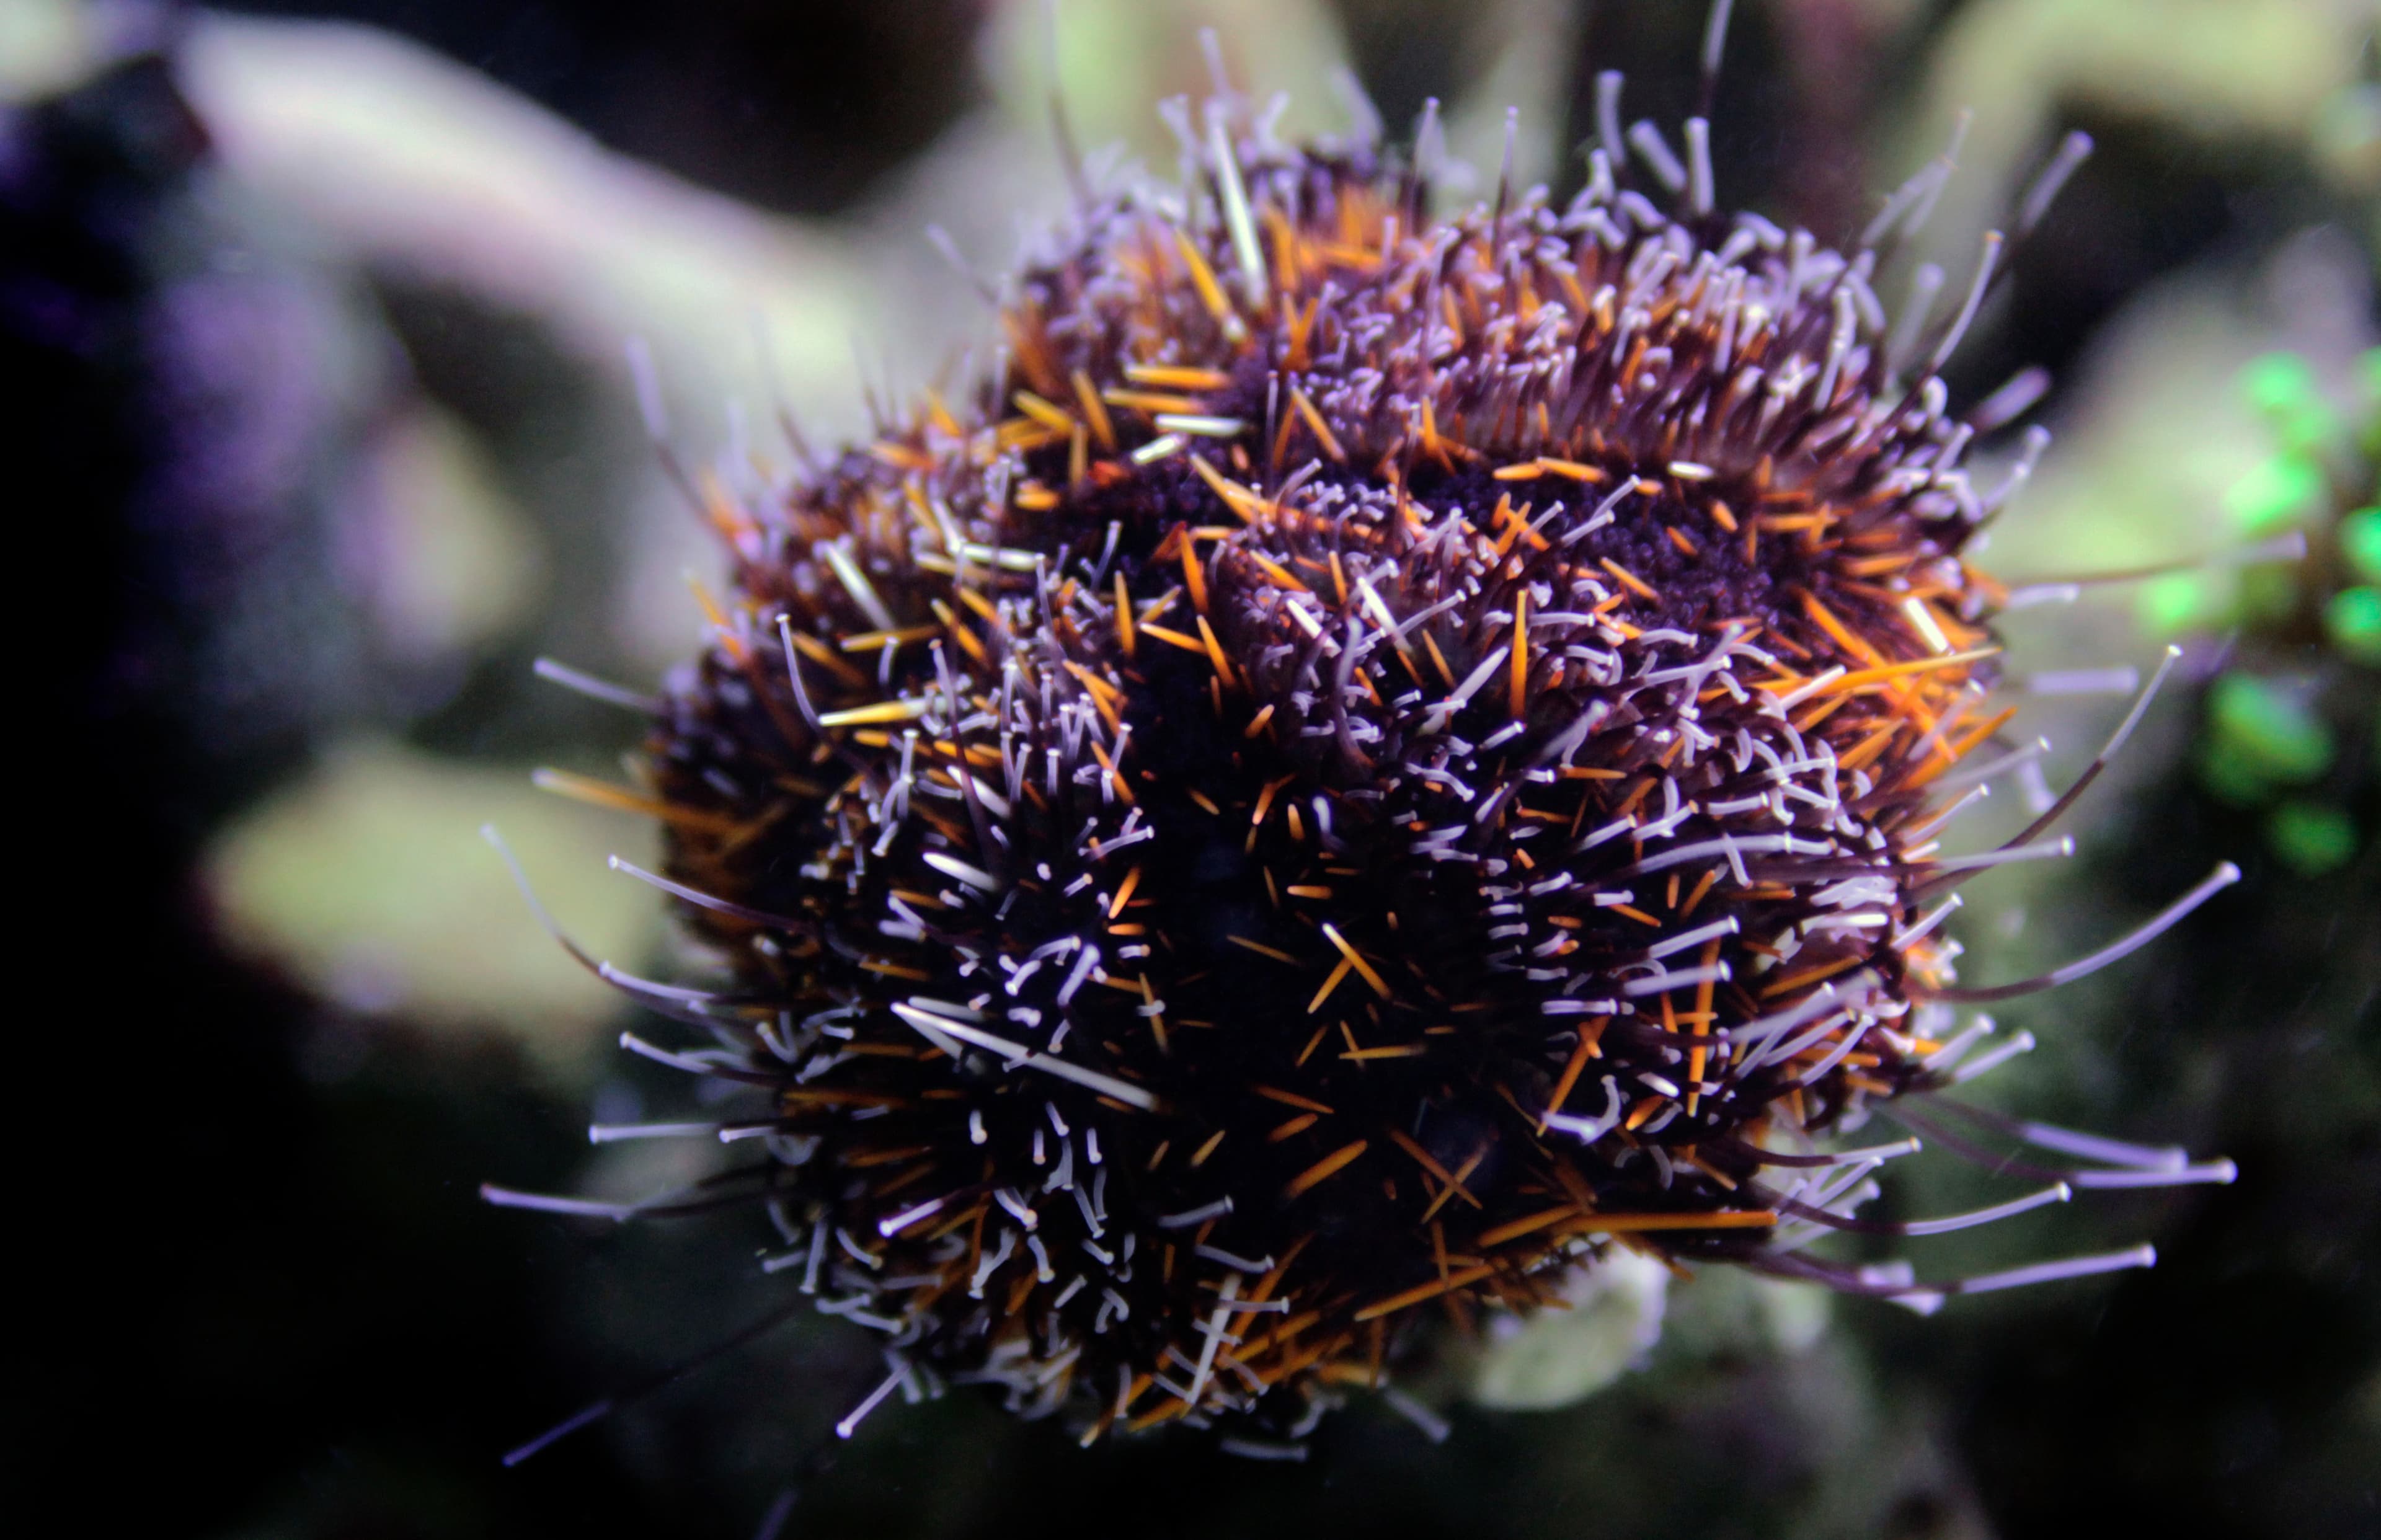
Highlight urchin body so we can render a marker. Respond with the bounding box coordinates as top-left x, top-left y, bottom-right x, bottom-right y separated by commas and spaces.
640, 127, 2023, 1439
